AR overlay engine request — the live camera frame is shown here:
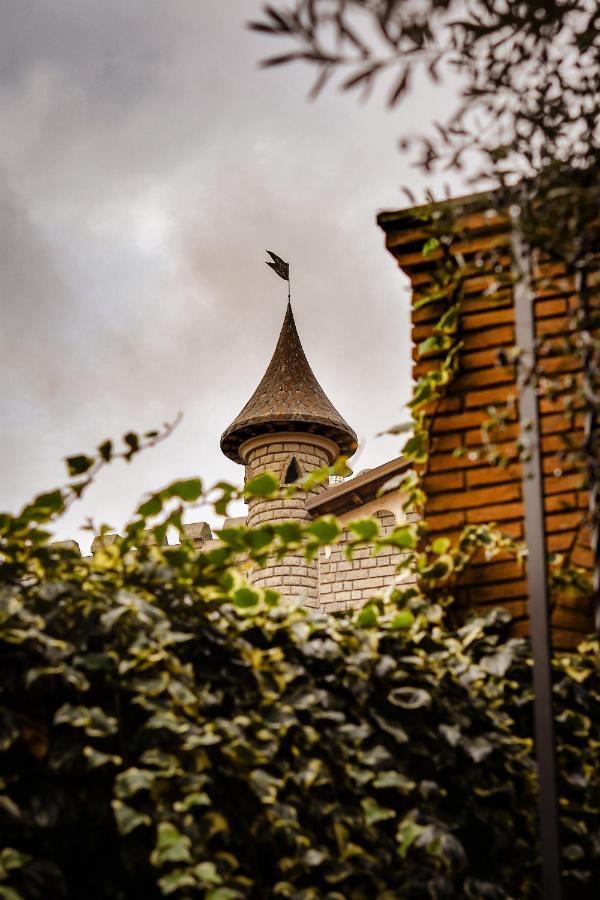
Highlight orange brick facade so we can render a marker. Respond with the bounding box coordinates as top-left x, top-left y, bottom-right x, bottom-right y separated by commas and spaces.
379, 196, 595, 648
